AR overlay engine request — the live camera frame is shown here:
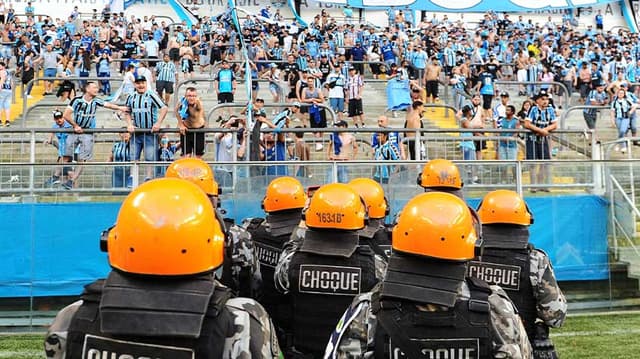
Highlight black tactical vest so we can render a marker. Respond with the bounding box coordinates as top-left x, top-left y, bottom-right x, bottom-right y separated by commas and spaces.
246, 214, 299, 345
468, 246, 537, 338
373, 278, 493, 359
66, 272, 234, 359
359, 218, 392, 260
288, 246, 377, 357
